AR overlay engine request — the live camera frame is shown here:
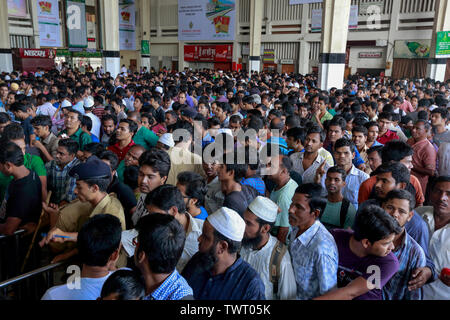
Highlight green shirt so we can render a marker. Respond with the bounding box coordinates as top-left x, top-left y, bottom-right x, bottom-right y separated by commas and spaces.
117, 160, 126, 184
320, 200, 357, 230
312, 111, 334, 124
133, 127, 159, 150
0, 153, 46, 201
270, 179, 299, 228
59, 128, 92, 151
328, 109, 337, 116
